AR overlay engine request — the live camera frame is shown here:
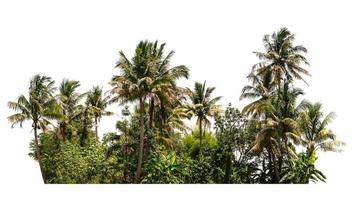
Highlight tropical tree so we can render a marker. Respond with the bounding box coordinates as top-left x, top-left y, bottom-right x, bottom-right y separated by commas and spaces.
110, 40, 188, 182
214, 104, 254, 183
240, 71, 274, 117
252, 27, 310, 90
249, 84, 304, 182
86, 86, 112, 140
7, 74, 56, 183
298, 101, 344, 156
280, 151, 326, 183
141, 41, 189, 160
144, 41, 189, 132
56, 79, 85, 140
109, 40, 159, 183
186, 81, 222, 153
